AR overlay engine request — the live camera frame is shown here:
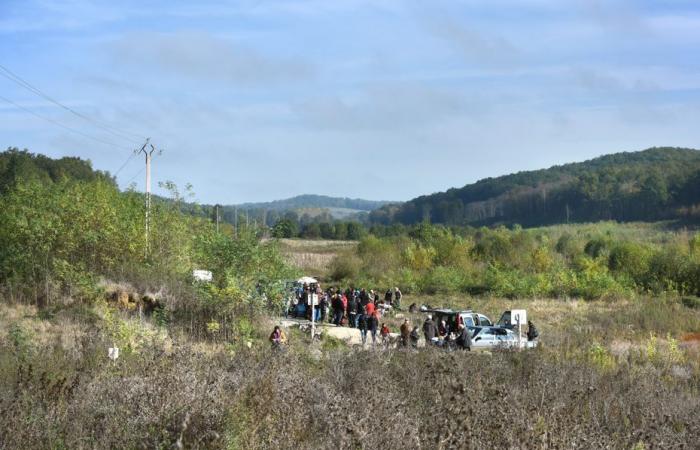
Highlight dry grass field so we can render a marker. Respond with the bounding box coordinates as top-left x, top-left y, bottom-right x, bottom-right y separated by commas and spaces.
276, 239, 357, 276
2, 294, 699, 449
